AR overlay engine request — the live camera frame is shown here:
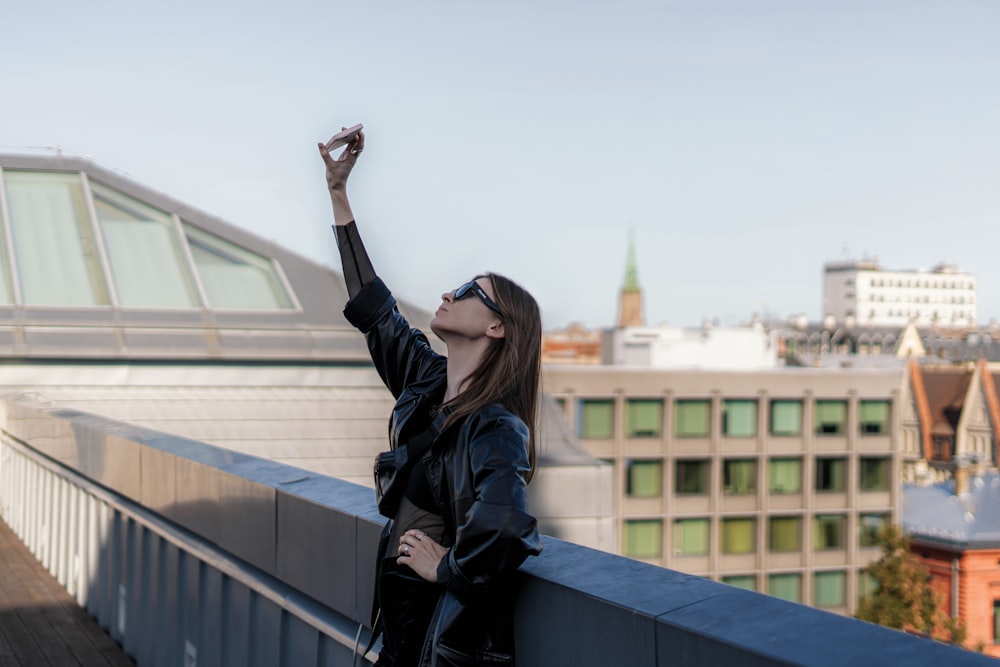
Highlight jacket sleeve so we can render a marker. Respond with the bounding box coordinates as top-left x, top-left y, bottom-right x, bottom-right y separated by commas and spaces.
343, 277, 445, 399
334, 220, 445, 397
435, 413, 542, 600
332, 221, 377, 300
